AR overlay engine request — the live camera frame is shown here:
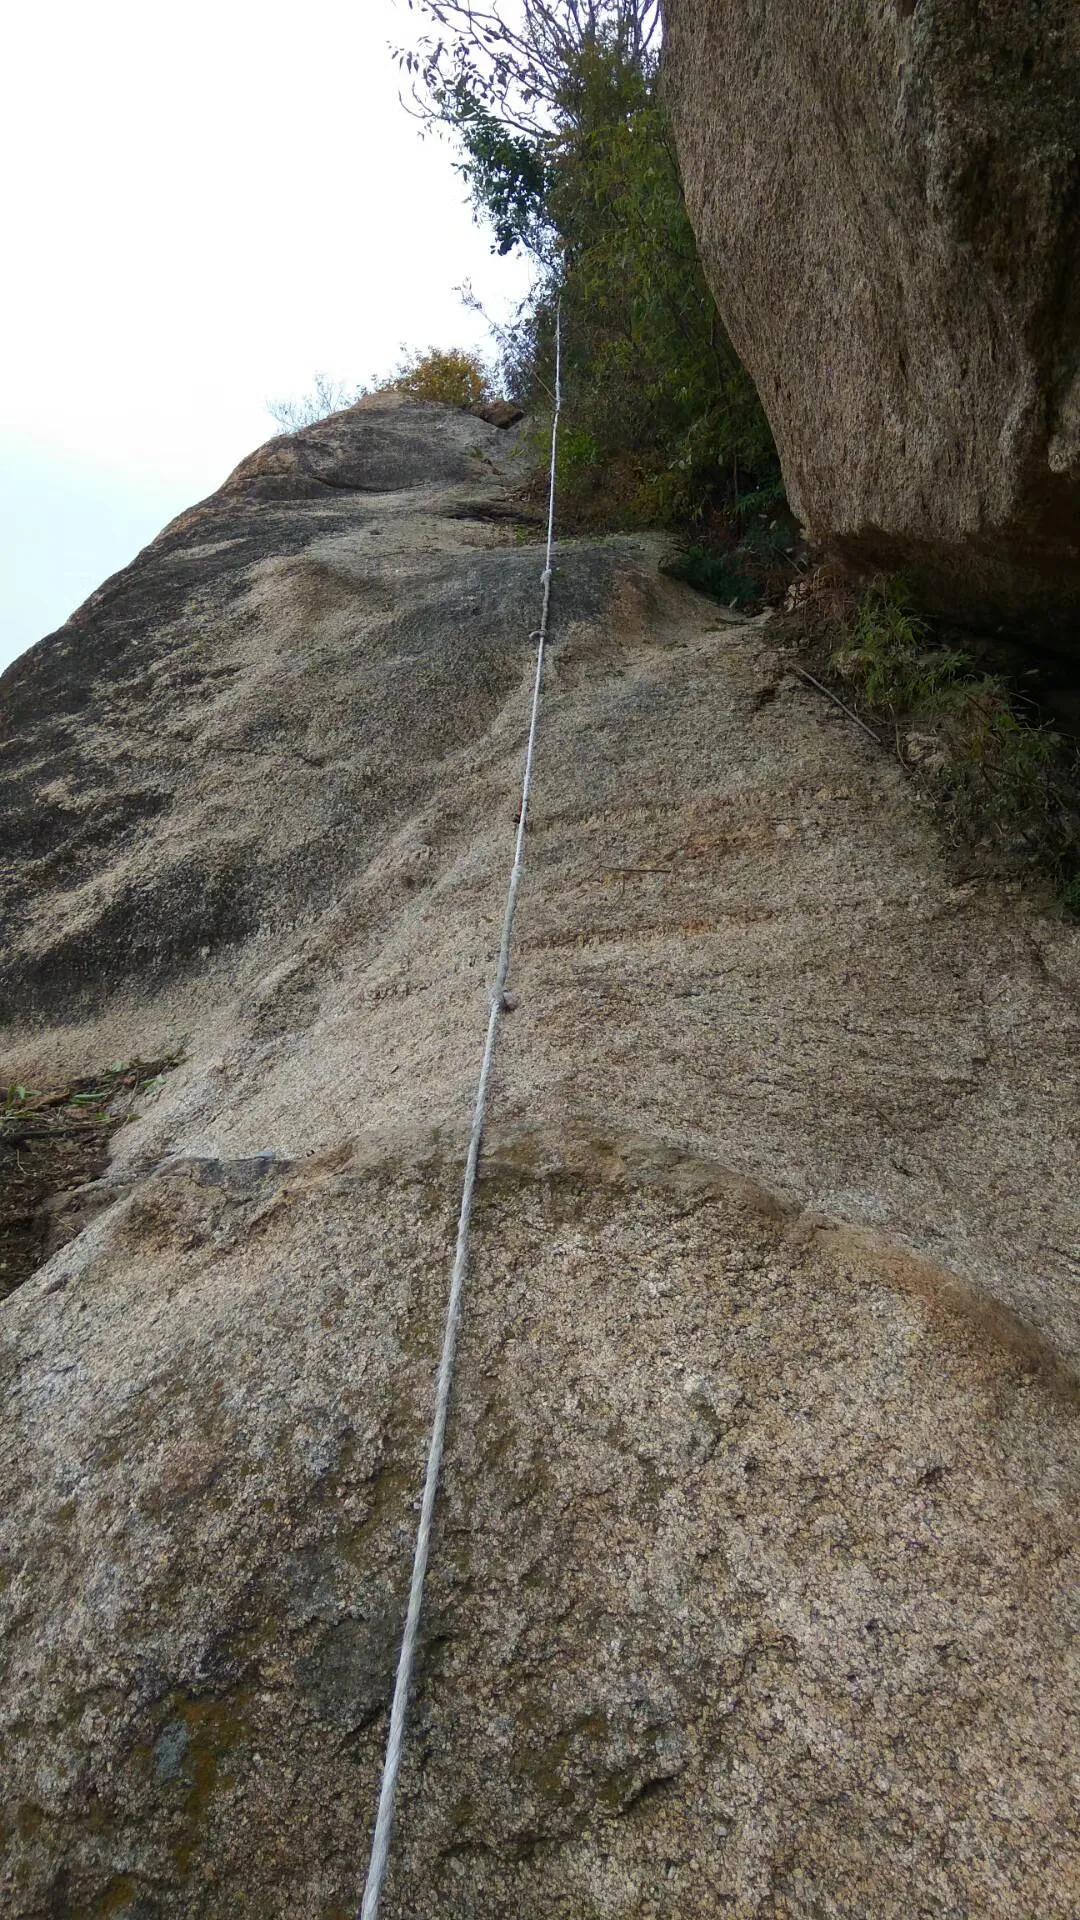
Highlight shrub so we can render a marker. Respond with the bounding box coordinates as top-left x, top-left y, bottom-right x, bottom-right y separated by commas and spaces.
826, 578, 1080, 908
831, 578, 971, 711
371, 346, 493, 410
267, 348, 494, 434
